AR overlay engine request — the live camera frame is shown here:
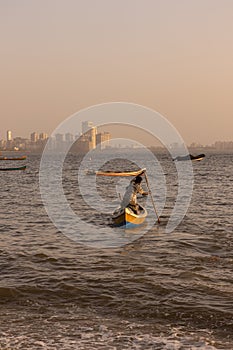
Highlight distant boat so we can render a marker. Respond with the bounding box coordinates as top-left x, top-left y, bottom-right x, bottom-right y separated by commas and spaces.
0, 165, 26, 171
112, 205, 147, 227
86, 169, 150, 177
96, 169, 148, 177
173, 154, 205, 162
0, 156, 27, 161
